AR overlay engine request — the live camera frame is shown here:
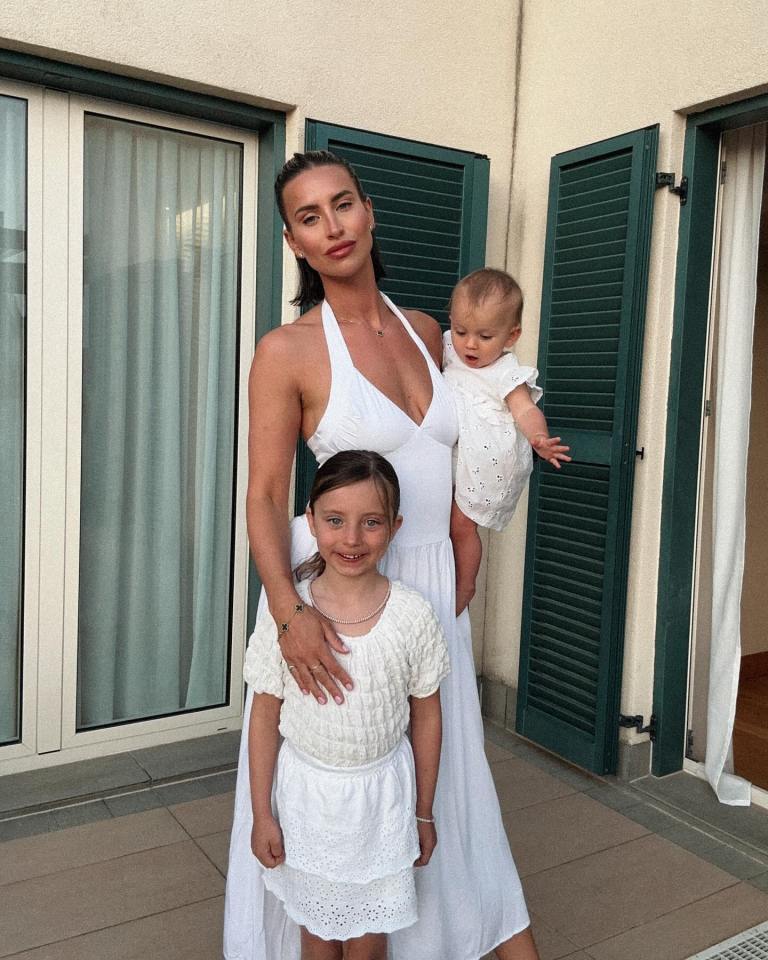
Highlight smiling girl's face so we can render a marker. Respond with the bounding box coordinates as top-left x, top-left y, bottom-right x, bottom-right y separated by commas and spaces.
282, 164, 375, 281
307, 478, 402, 581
